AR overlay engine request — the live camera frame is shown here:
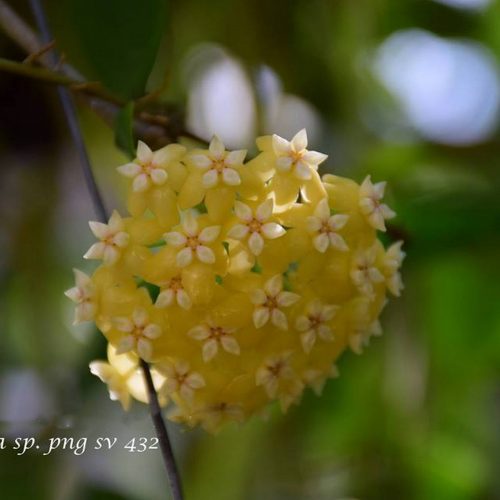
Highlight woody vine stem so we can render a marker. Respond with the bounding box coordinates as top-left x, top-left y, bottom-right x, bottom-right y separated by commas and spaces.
19, 0, 185, 498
